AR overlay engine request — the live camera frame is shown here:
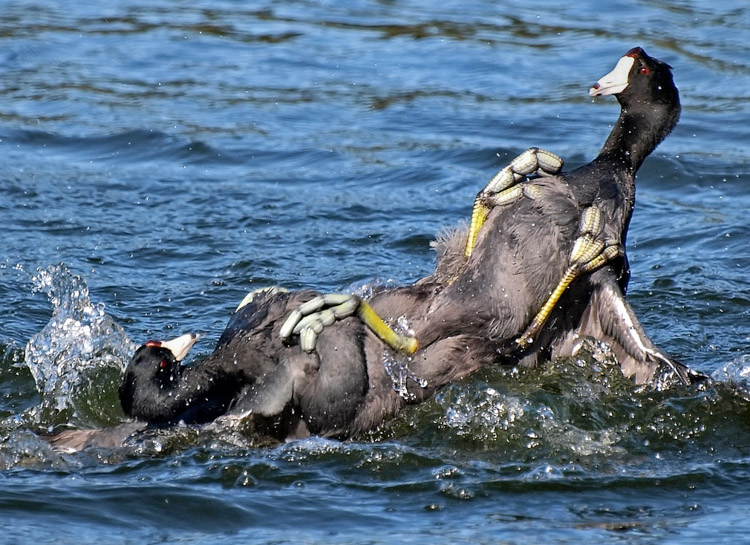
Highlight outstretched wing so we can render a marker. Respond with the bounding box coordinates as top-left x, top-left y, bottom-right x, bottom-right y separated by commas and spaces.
558, 269, 707, 387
